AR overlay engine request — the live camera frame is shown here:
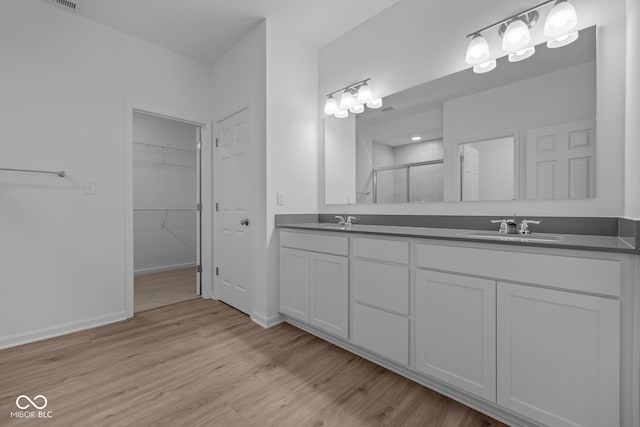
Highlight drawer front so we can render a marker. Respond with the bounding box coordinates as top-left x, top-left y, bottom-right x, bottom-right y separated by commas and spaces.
353, 237, 409, 264
353, 259, 409, 315
353, 303, 409, 365
280, 230, 348, 256
416, 244, 621, 297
